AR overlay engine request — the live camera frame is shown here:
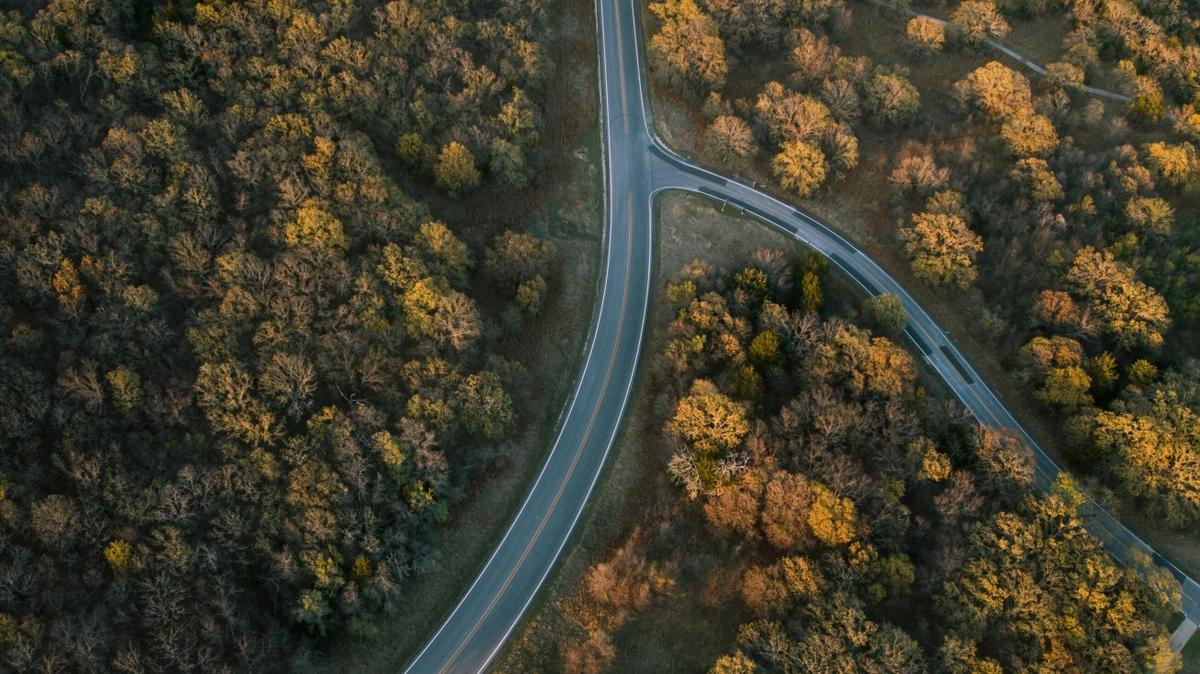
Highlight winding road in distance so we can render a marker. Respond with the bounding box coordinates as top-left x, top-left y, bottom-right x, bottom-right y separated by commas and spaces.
404, 0, 1199, 670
